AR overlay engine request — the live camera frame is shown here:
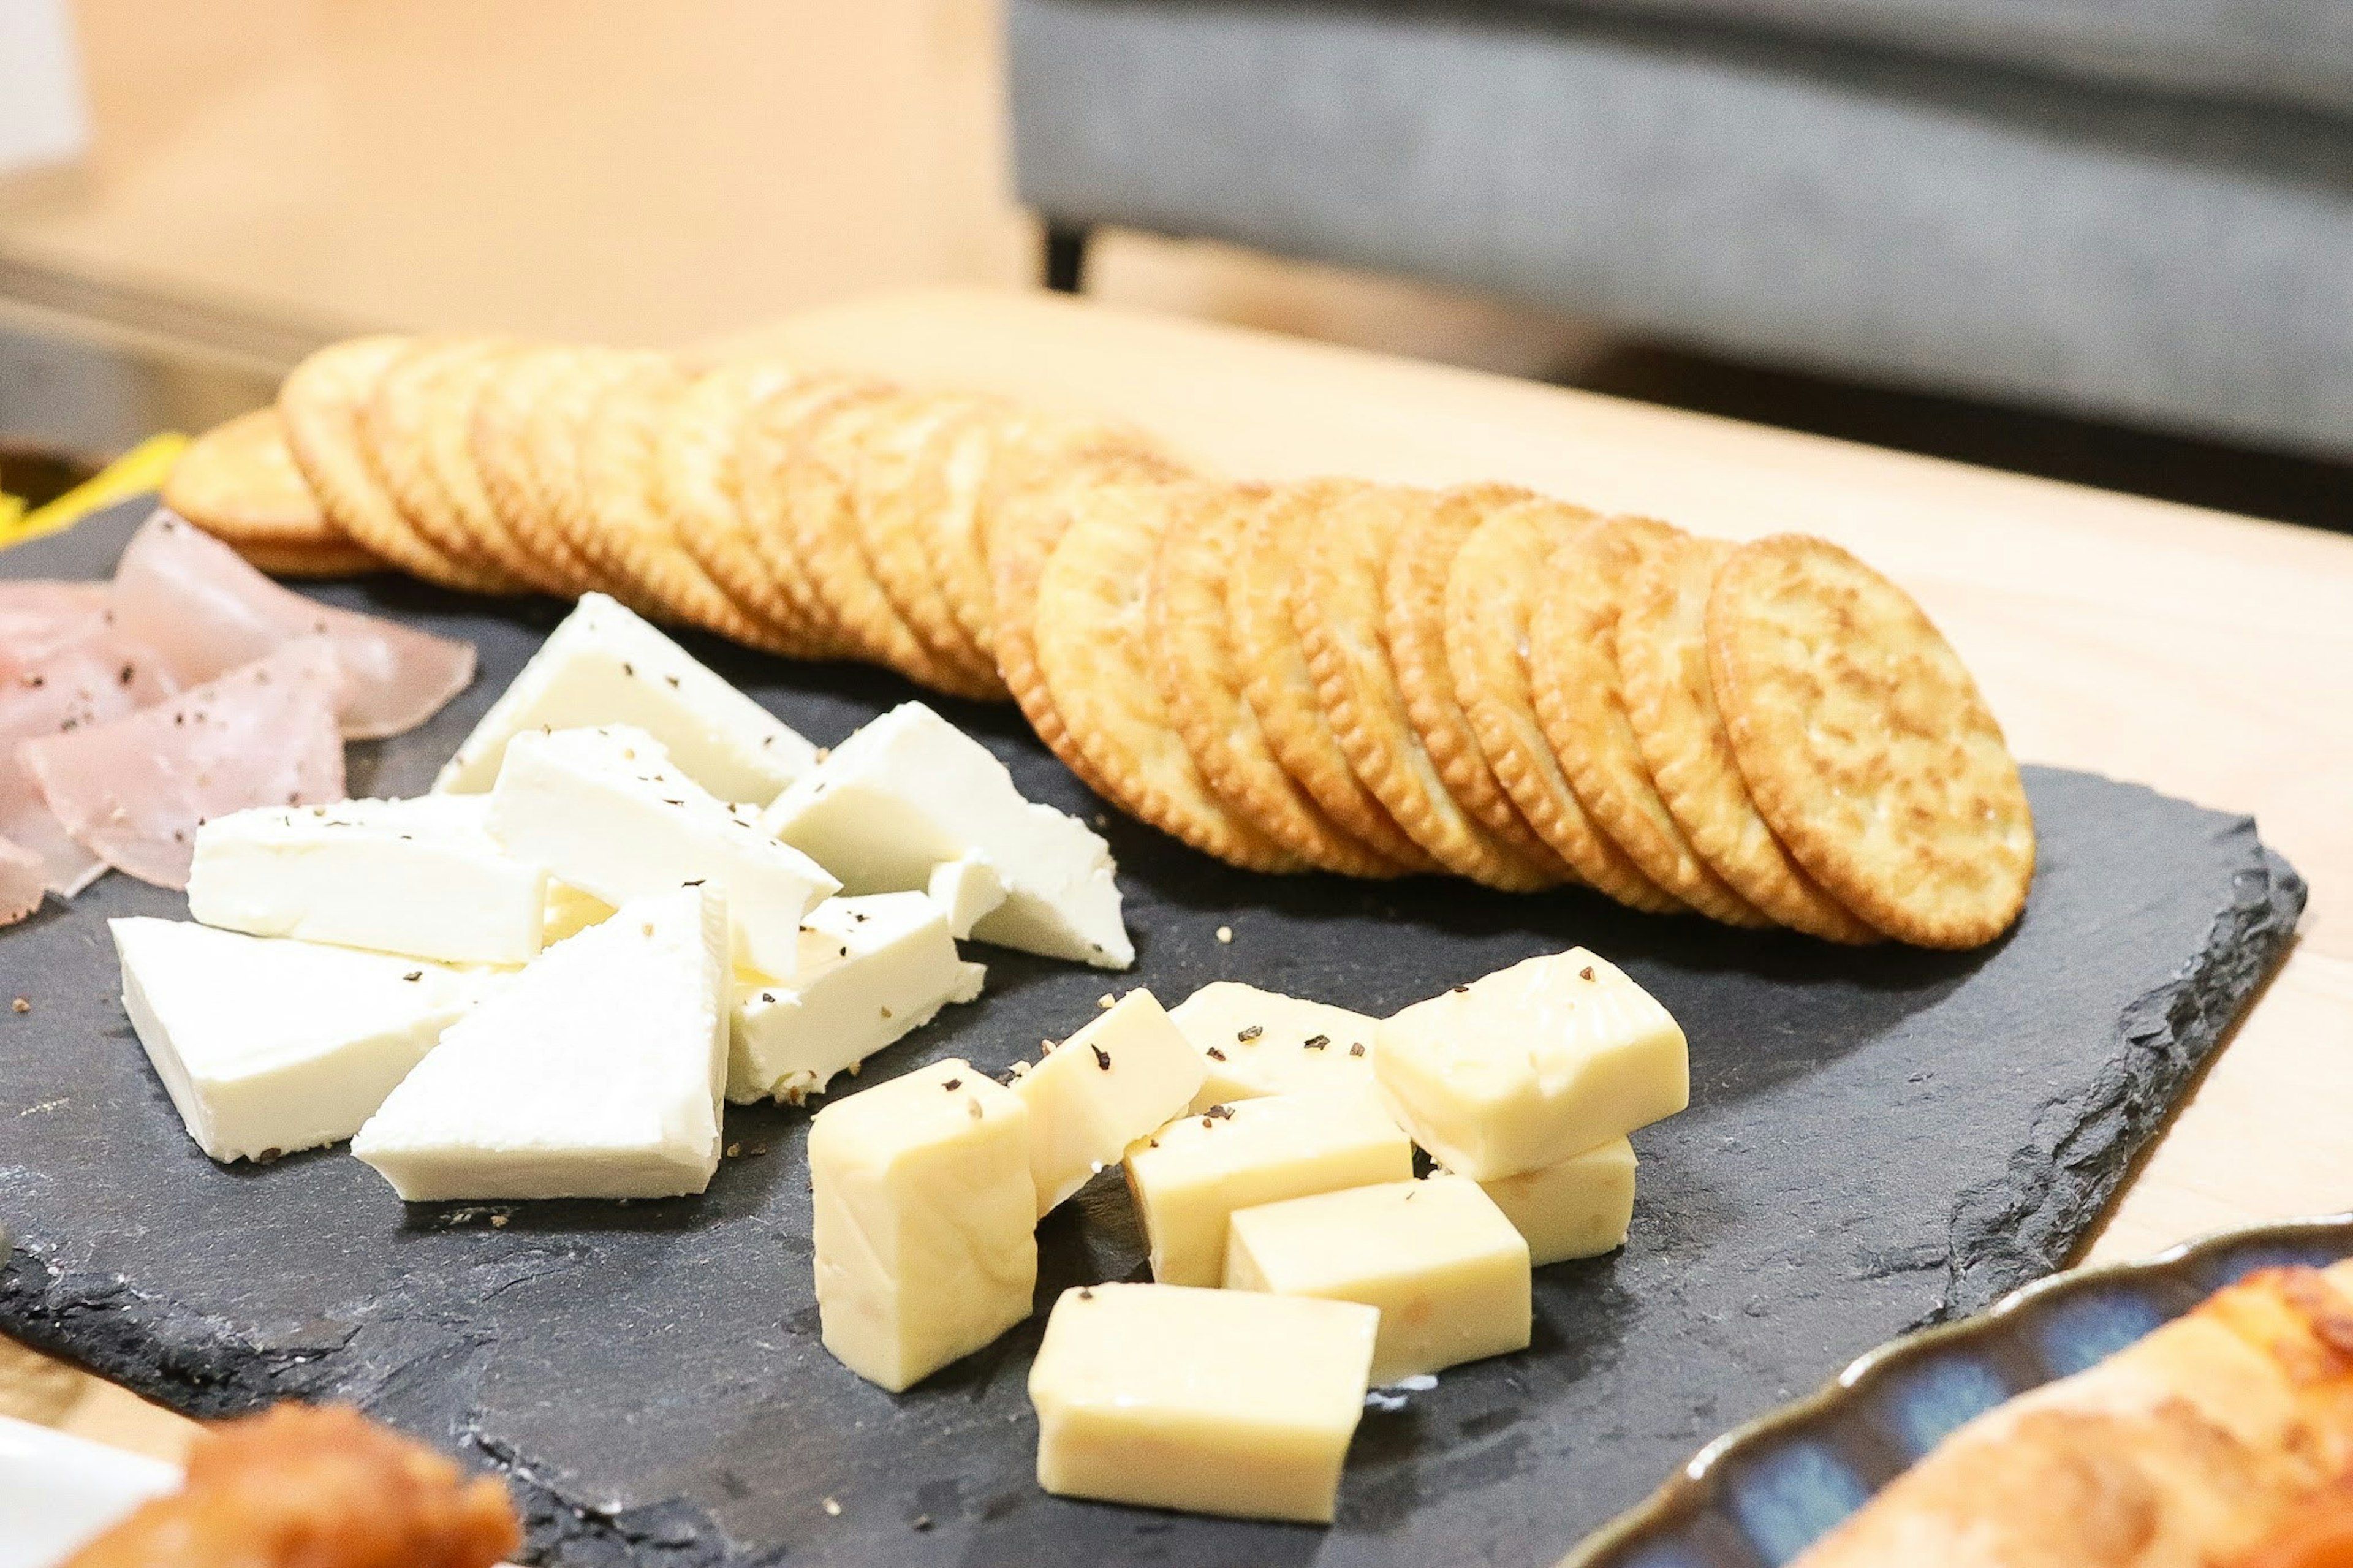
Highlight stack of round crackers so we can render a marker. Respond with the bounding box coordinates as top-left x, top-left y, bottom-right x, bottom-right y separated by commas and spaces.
167, 335, 2035, 948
